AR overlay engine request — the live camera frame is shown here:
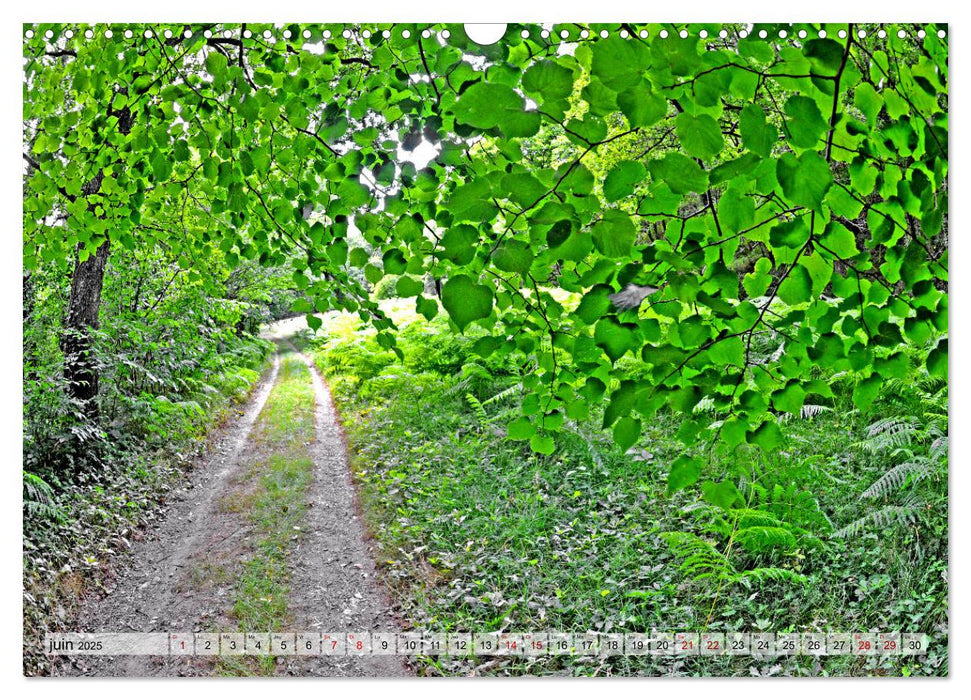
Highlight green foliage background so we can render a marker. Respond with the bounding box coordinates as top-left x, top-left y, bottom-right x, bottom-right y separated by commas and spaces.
22, 22, 948, 676
24, 22, 947, 480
